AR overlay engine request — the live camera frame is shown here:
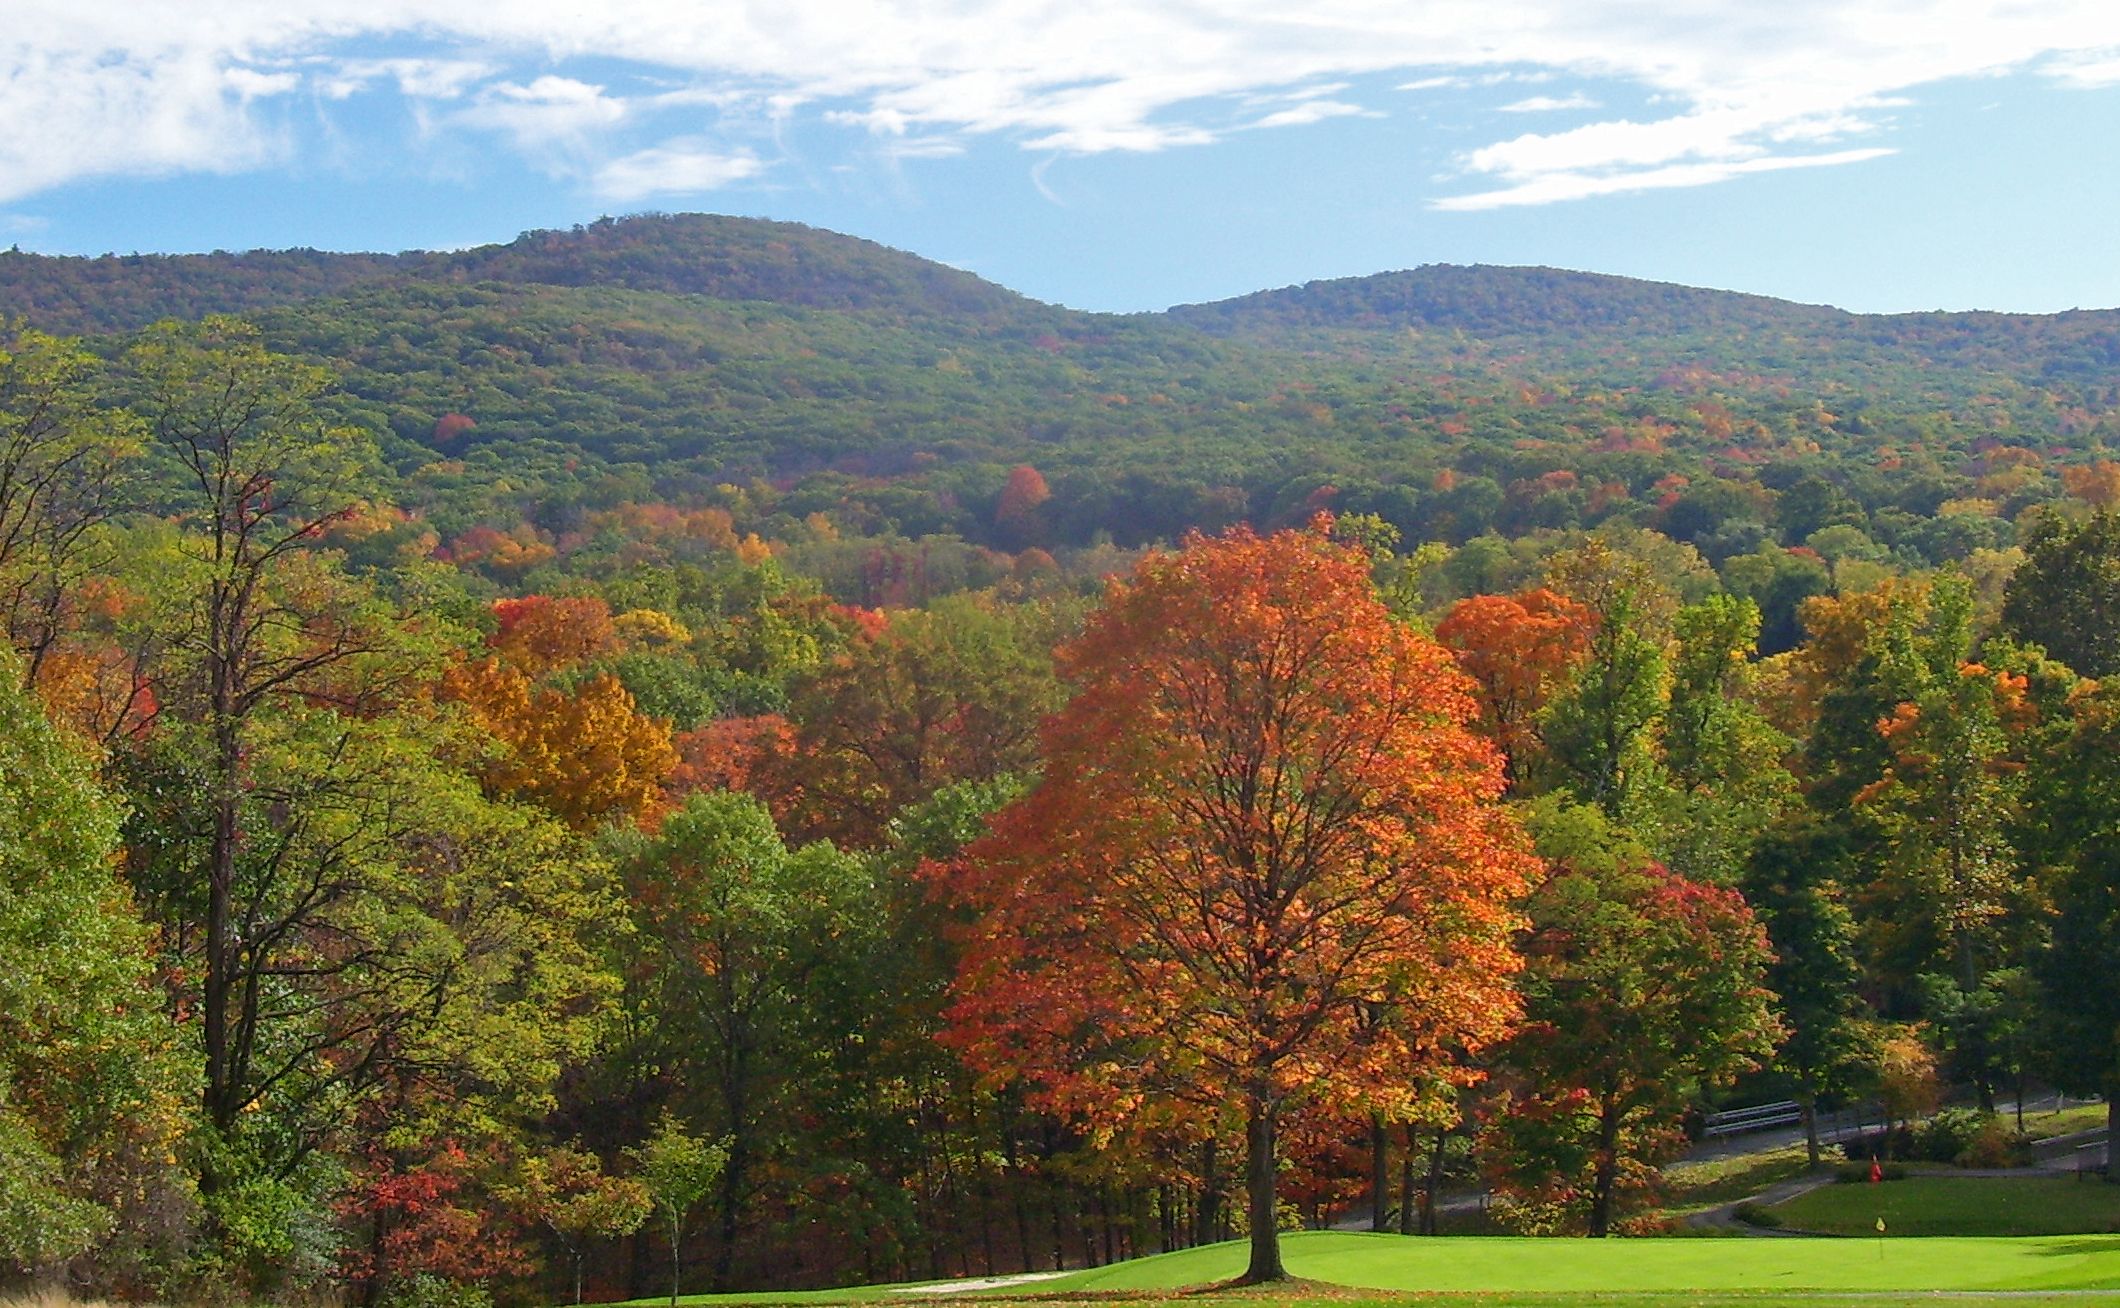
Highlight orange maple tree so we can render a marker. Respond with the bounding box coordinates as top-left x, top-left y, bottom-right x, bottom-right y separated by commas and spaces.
937, 522, 1535, 1282
1435, 588, 1593, 785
